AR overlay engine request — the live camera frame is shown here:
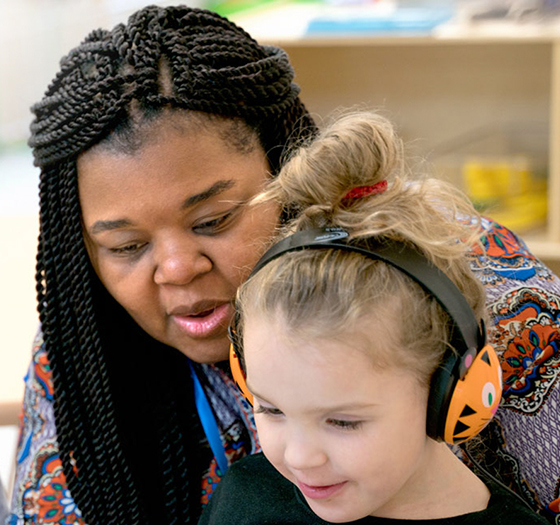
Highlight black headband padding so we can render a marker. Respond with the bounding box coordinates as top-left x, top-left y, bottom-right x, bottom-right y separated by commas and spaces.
250, 227, 485, 355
